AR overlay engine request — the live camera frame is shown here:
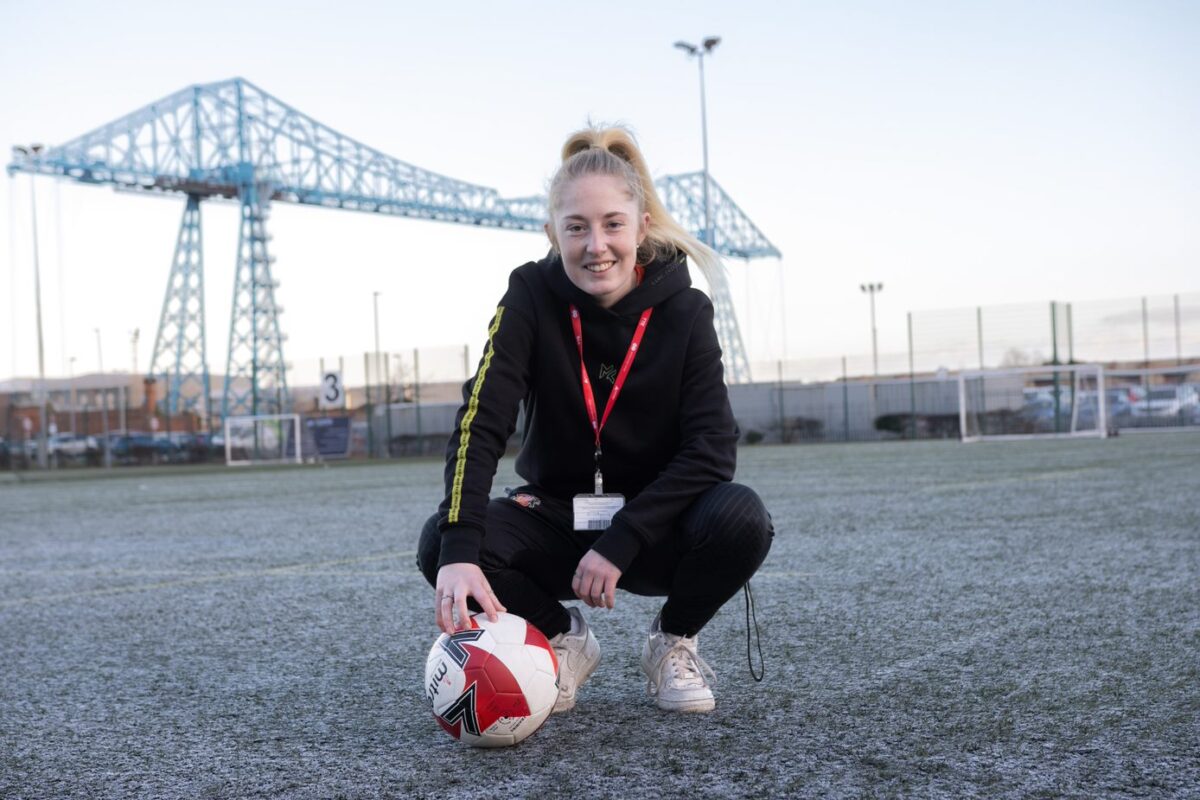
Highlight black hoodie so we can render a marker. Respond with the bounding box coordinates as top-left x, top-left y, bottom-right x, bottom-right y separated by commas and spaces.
436, 250, 738, 573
